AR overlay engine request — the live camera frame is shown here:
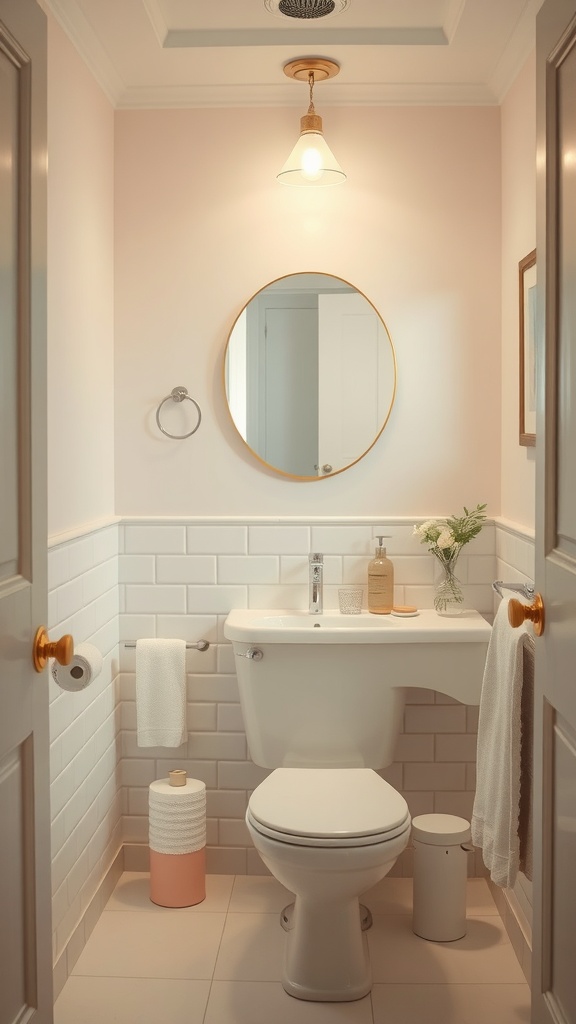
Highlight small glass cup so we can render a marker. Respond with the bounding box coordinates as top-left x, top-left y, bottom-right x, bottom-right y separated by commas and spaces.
338, 587, 363, 614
